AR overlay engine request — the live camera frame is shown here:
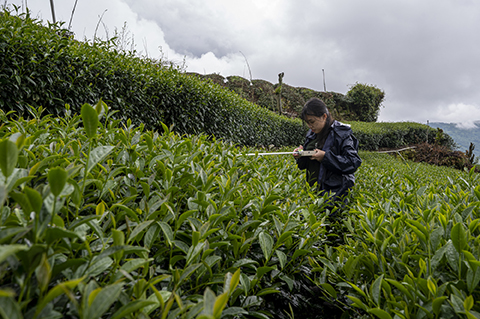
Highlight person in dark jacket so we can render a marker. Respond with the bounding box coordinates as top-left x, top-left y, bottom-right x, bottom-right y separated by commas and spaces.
293, 98, 362, 210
